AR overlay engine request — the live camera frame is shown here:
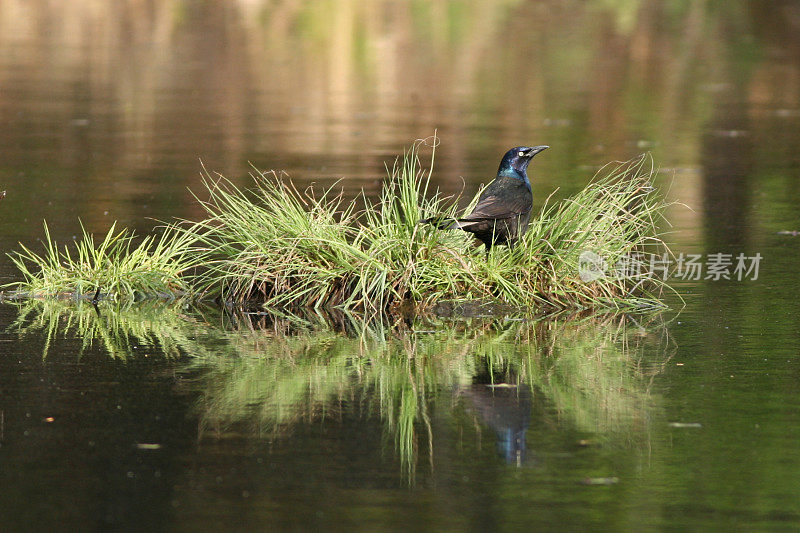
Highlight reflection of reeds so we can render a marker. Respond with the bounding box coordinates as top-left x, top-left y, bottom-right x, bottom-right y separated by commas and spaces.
9, 298, 220, 360
189, 310, 672, 479
521, 315, 672, 443
7, 297, 671, 479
